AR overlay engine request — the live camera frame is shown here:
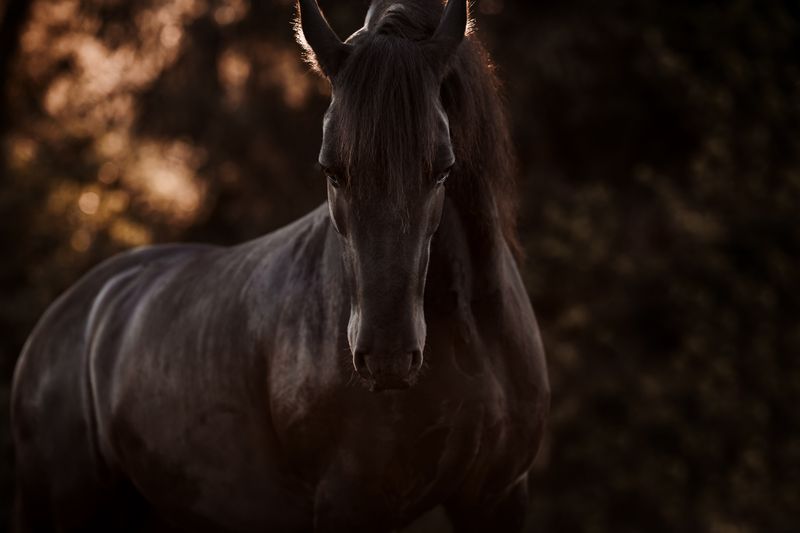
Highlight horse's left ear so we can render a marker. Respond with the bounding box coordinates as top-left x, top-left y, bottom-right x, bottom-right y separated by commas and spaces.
295, 0, 351, 79
426, 0, 469, 76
